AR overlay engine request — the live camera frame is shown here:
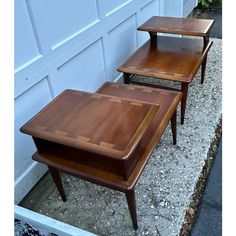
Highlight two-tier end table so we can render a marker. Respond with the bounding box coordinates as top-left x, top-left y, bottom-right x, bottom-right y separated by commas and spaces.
118, 16, 214, 124
20, 83, 182, 229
